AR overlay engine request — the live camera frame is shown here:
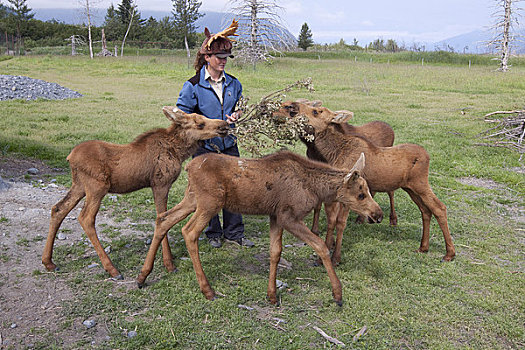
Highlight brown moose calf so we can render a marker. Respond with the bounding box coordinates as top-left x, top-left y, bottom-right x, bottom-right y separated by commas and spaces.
42, 106, 229, 279
297, 99, 397, 230
275, 101, 456, 264
136, 151, 383, 306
